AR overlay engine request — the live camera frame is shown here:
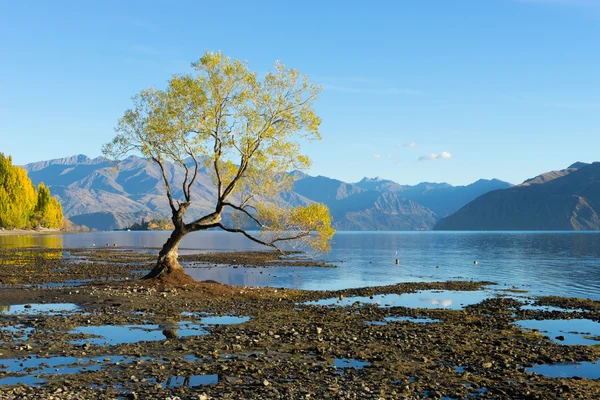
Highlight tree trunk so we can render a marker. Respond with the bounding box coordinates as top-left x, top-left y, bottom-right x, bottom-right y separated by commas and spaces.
143, 228, 187, 279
